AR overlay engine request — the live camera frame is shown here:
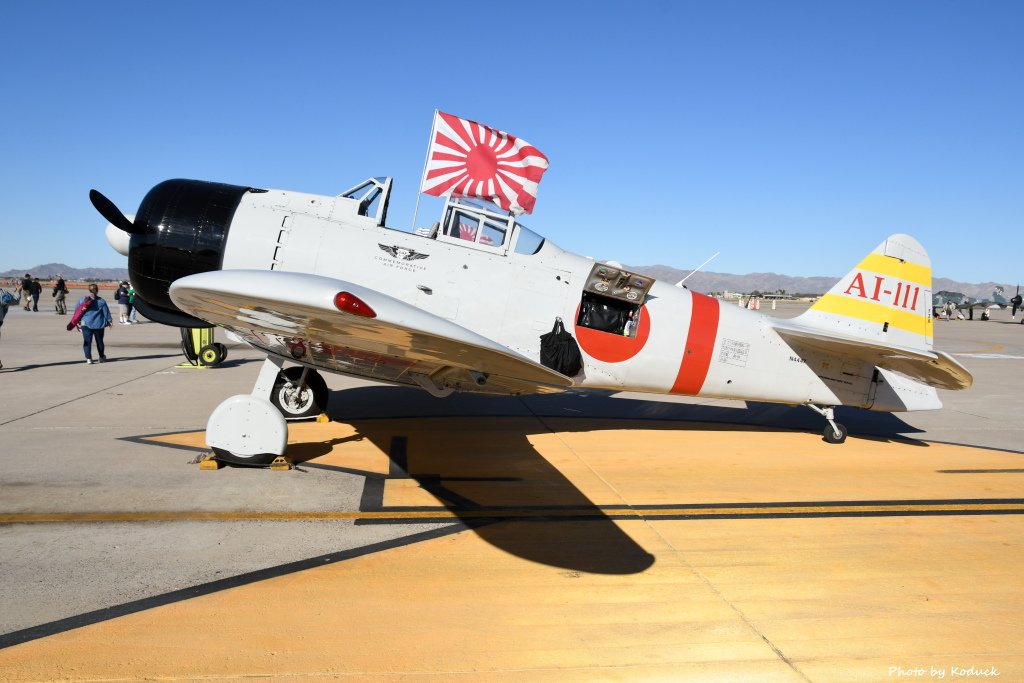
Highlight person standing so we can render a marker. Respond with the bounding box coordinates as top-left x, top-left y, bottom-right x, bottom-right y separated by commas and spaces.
0, 290, 8, 370
1011, 292, 1022, 320
74, 284, 113, 364
127, 282, 139, 323
114, 281, 130, 324
20, 273, 31, 310
29, 278, 42, 312
53, 274, 69, 315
